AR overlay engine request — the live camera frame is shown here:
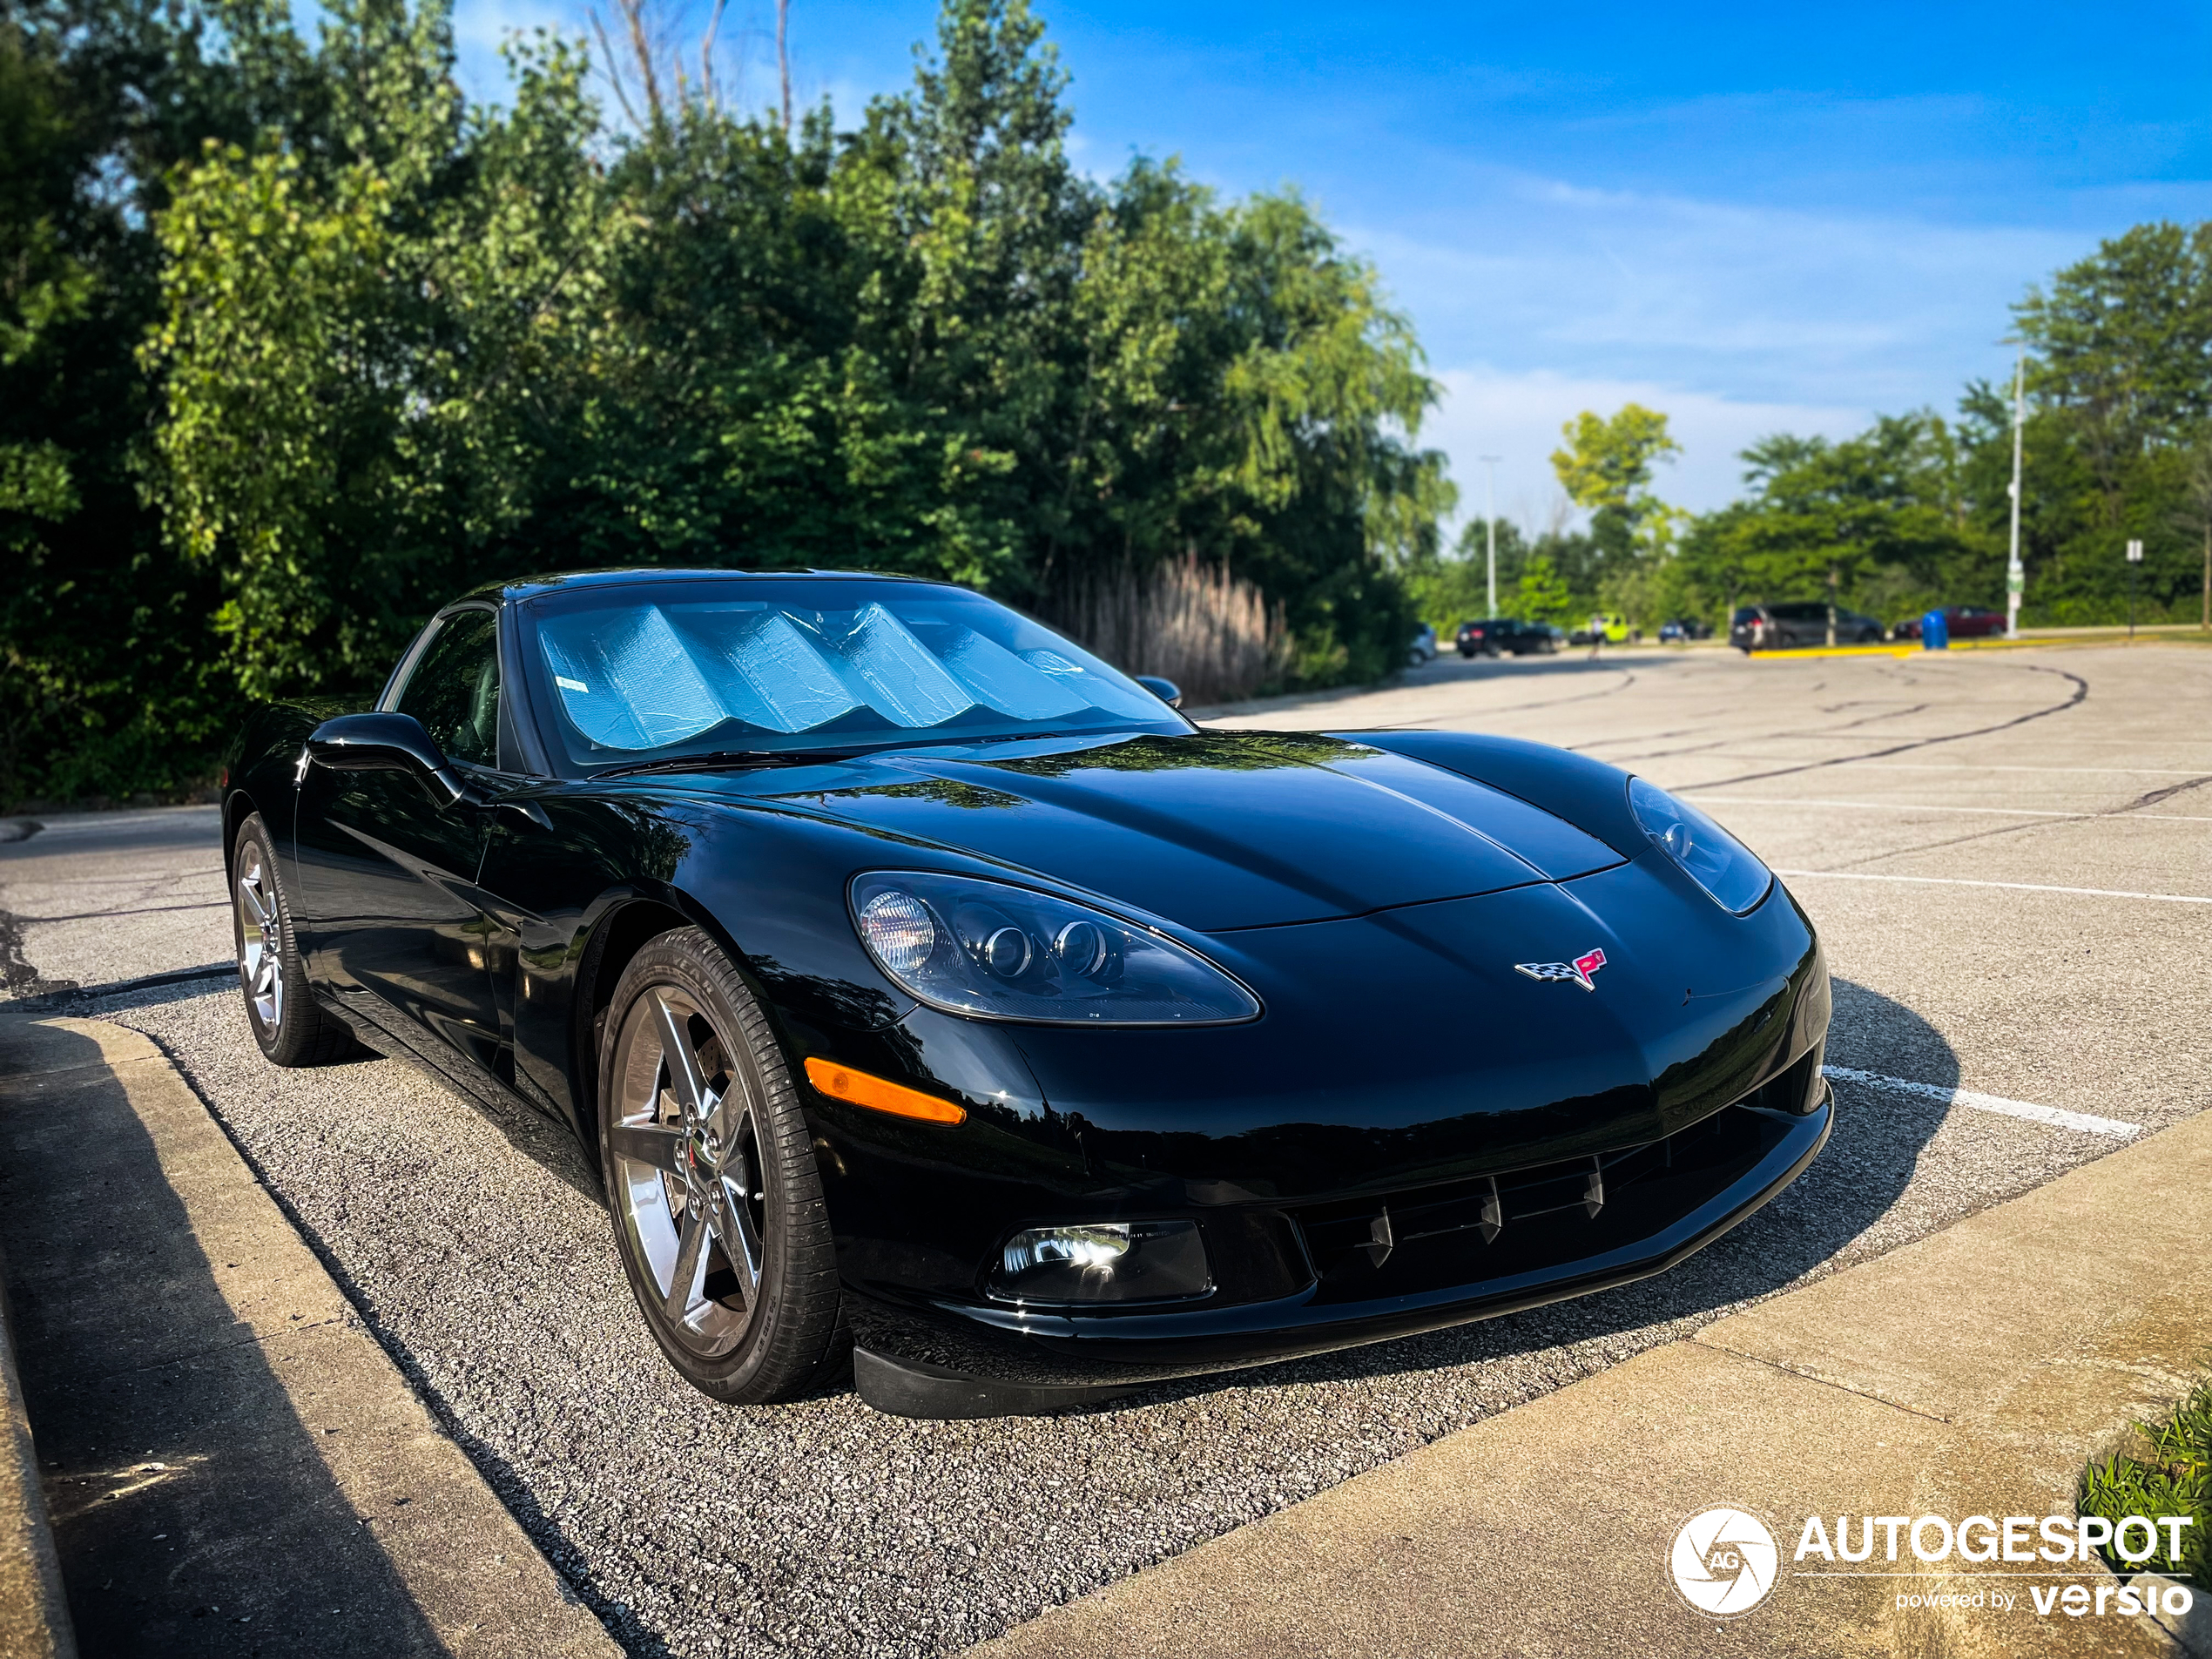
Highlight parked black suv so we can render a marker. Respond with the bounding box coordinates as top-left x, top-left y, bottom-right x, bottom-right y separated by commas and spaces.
1730, 602, 1885, 651
1456, 617, 1560, 657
